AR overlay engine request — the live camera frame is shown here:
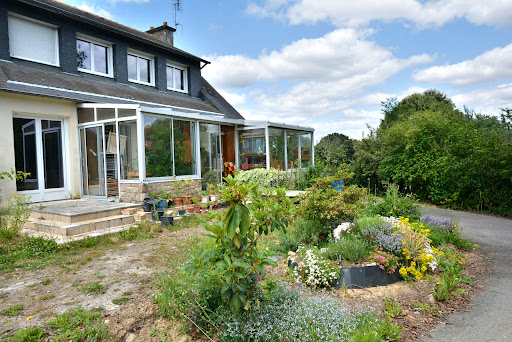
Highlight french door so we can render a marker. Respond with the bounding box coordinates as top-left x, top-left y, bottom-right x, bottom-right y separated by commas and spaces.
13, 117, 67, 202
79, 123, 119, 198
